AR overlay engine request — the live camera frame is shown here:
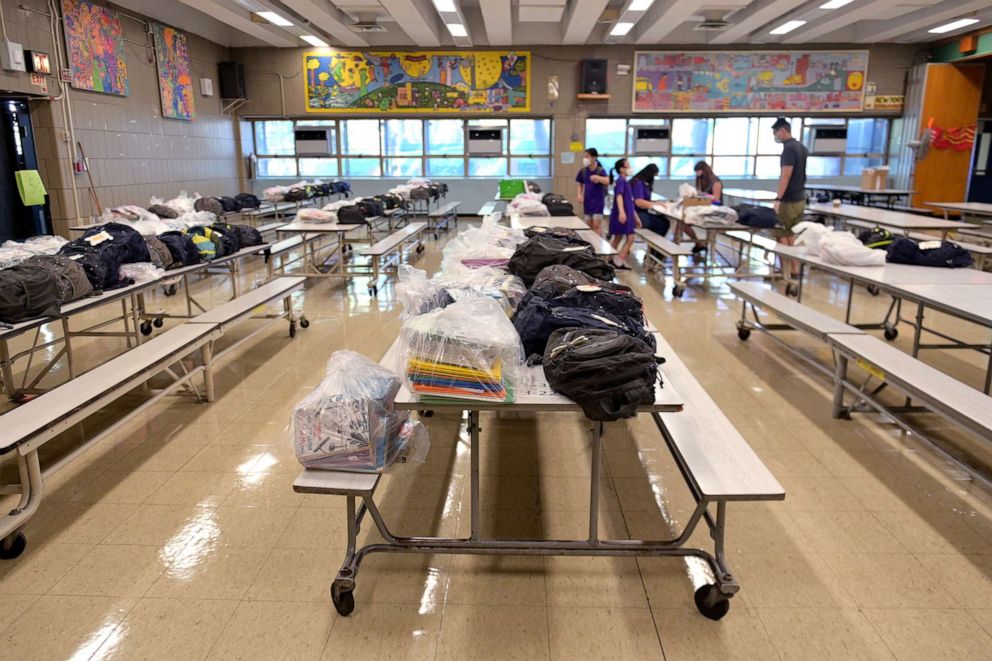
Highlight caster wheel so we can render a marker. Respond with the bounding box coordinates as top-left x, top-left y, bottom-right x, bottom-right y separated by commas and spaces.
694, 584, 731, 621
785, 283, 799, 297
345, 244, 353, 253
299, 317, 310, 329
419, 410, 434, 418
0, 531, 26, 560
289, 323, 297, 338
168, 284, 178, 296
433, 233, 439, 241
416, 245, 425, 254
140, 321, 153, 336
153, 318, 164, 328
883, 325, 898, 341
867, 284, 880, 296
737, 326, 751, 341
332, 588, 355, 617
672, 285, 685, 298
369, 286, 378, 297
